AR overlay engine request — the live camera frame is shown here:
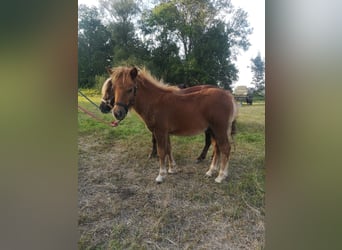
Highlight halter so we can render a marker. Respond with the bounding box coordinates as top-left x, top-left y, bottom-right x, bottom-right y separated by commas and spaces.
114, 102, 129, 113
101, 97, 114, 109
